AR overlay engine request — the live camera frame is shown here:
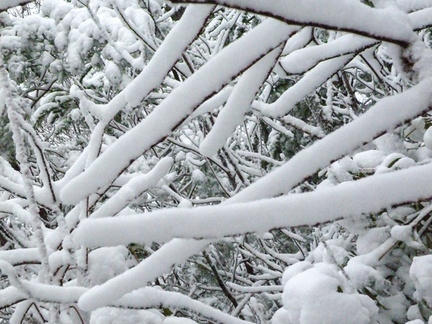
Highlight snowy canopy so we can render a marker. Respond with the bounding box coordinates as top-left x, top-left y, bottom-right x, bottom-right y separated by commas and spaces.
1, 0, 432, 322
